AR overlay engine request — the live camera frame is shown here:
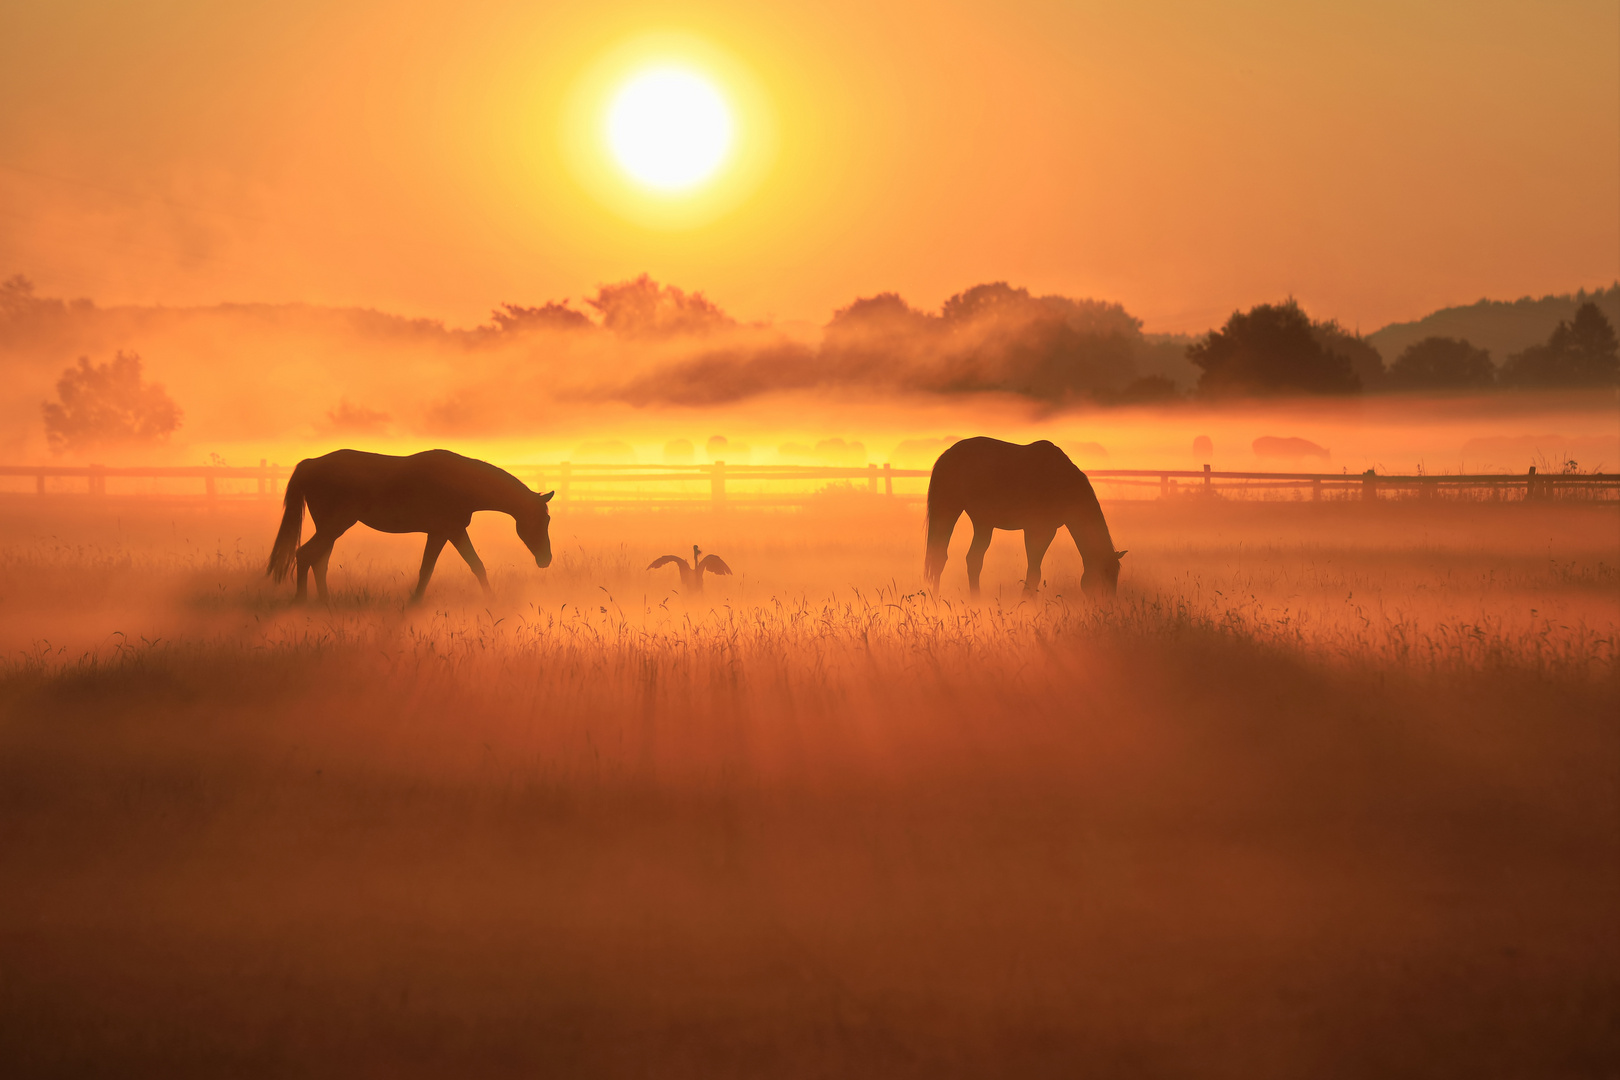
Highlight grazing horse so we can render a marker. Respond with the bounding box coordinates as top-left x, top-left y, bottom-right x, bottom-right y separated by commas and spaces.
266, 449, 554, 602
924, 437, 1125, 598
